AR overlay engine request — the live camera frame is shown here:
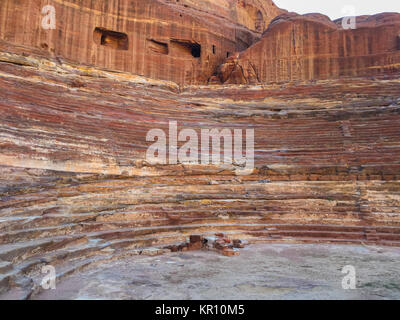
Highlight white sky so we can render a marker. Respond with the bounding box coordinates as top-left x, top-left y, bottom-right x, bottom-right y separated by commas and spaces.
273, 0, 400, 20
